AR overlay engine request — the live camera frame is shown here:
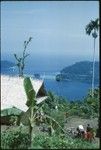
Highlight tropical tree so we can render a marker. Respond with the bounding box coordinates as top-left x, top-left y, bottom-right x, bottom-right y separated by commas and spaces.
23, 77, 65, 148
24, 77, 36, 148
14, 37, 32, 77
85, 18, 99, 97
